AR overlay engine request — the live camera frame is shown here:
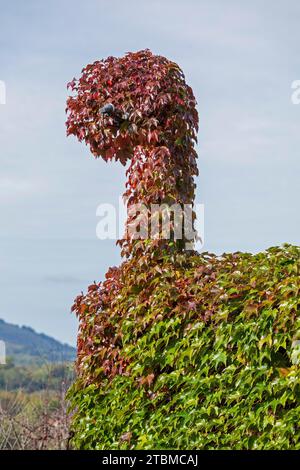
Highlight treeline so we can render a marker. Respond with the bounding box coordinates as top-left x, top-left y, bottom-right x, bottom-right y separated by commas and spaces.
0, 359, 75, 393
